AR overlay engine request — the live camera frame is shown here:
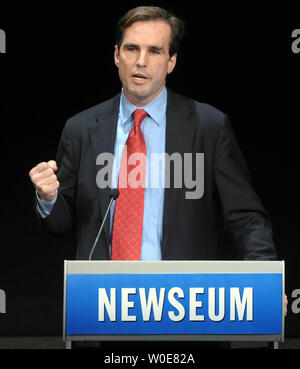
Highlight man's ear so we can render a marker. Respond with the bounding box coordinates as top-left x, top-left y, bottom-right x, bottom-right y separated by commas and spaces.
114, 45, 120, 68
167, 53, 177, 74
